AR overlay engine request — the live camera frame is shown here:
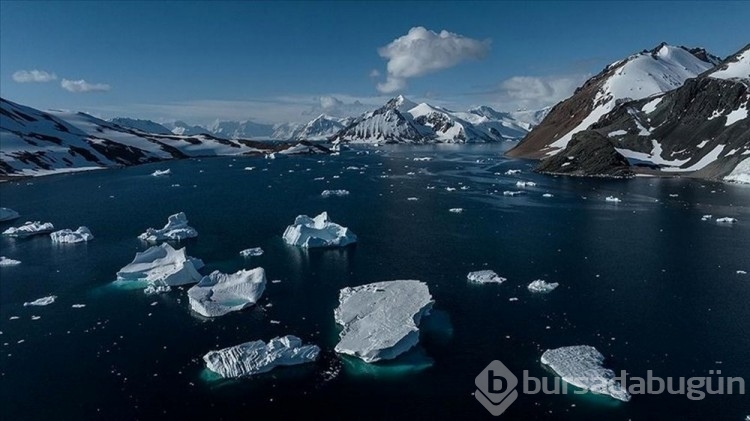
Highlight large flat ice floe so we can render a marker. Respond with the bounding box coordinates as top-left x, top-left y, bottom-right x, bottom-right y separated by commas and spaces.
50, 226, 94, 243
334, 280, 434, 363
203, 335, 320, 378
0, 207, 20, 222
541, 345, 631, 402
528, 280, 559, 293
116, 243, 203, 289
467, 270, 507, 285
138, 212, 198, 242
188, 268, 266, 318
2, 221, 55, 238
23, 295, 56, 306
282, 212, 357, 248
